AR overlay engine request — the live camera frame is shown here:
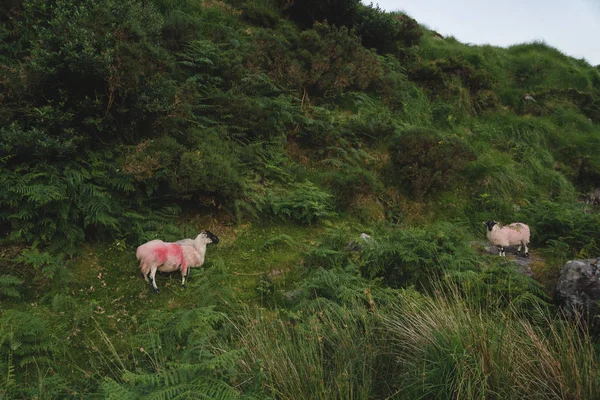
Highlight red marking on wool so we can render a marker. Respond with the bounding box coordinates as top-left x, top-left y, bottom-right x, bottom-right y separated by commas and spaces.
155, 247, 168, 263
167, 244, 186, 273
